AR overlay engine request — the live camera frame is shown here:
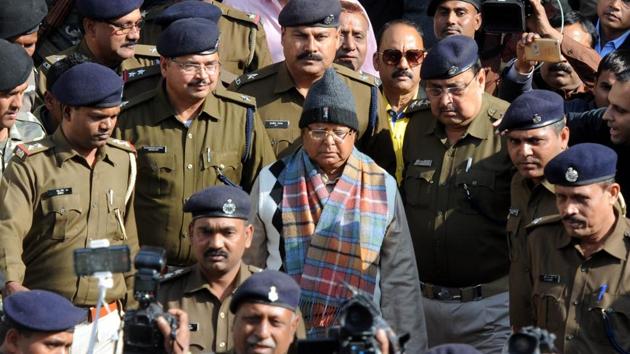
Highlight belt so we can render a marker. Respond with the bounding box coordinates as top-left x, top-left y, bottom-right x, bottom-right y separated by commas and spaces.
420, 276, 508, 302
87, 301, 119, 323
